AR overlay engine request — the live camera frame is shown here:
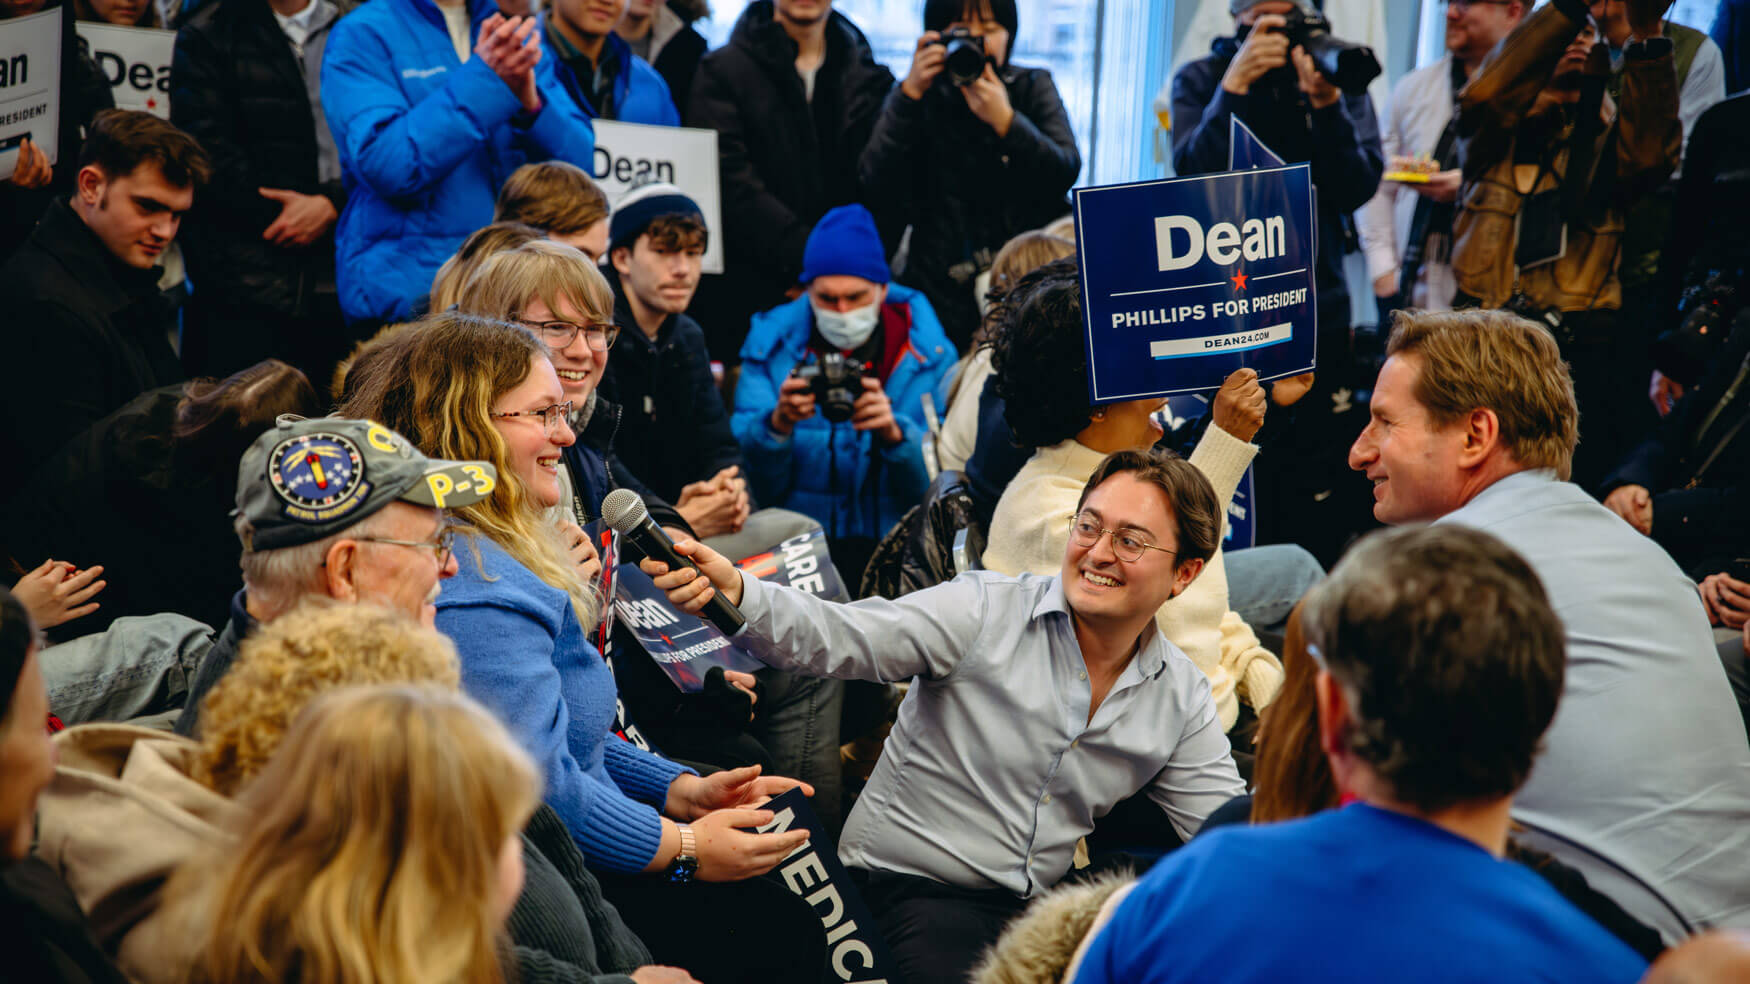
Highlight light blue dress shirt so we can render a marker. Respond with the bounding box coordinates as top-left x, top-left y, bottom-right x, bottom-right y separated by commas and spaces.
1438, 469, 1750, 938
735, 569, 1244, 897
